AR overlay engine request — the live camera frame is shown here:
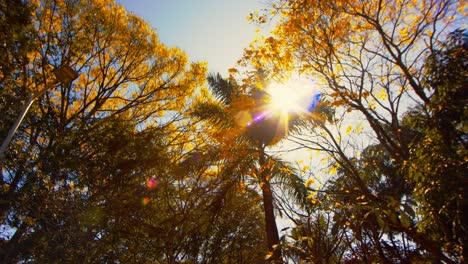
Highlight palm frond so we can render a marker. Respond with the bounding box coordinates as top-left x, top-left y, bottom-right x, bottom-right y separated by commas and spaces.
206, 73, 236, 105
269, 156, 309, 209
287, 100, 336, 135
191, 101, 232, 129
